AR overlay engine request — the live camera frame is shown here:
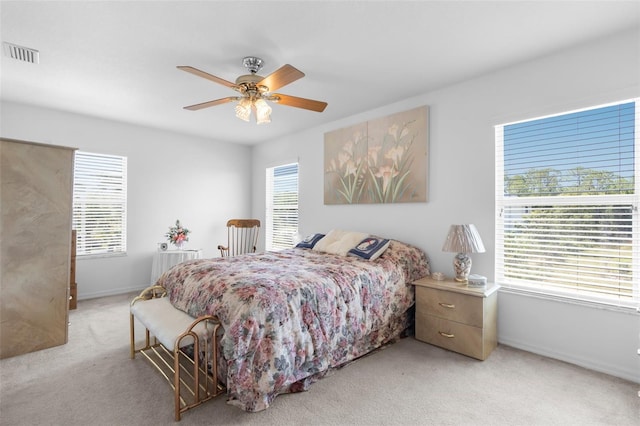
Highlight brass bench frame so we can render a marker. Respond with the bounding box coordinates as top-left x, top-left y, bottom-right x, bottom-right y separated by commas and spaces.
130, 285, 225, 421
